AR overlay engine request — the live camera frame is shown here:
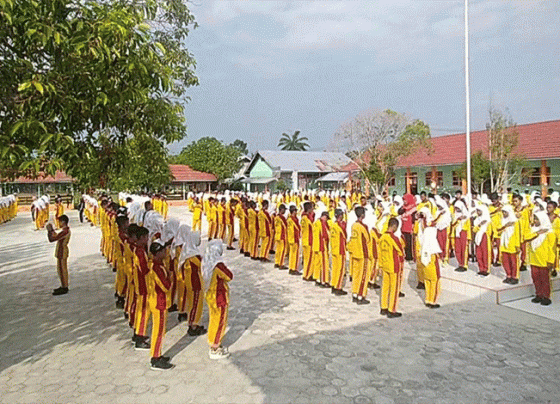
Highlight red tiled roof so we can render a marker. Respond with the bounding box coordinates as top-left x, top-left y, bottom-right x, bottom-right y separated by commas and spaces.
5, 171, 74, 184
170, 164, 217, 183
396, 119, 560, 168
